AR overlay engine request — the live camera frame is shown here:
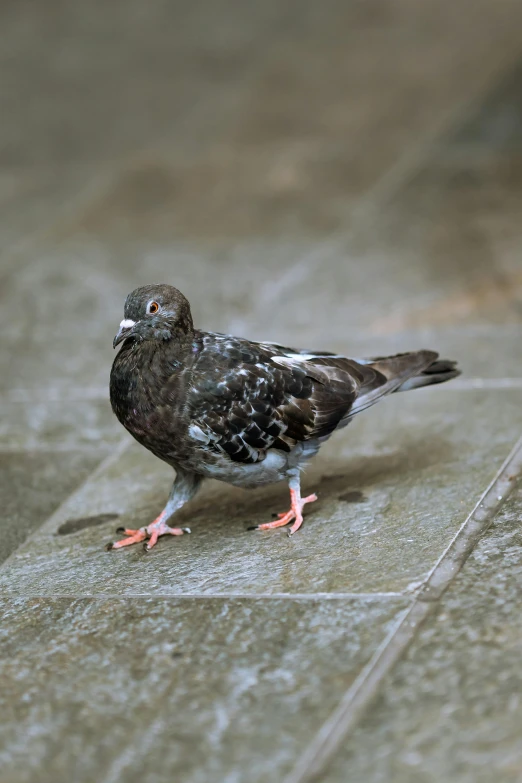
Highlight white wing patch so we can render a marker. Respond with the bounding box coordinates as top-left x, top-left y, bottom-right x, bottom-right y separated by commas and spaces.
189, 424, 211, 444
272, 353, 346, 364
